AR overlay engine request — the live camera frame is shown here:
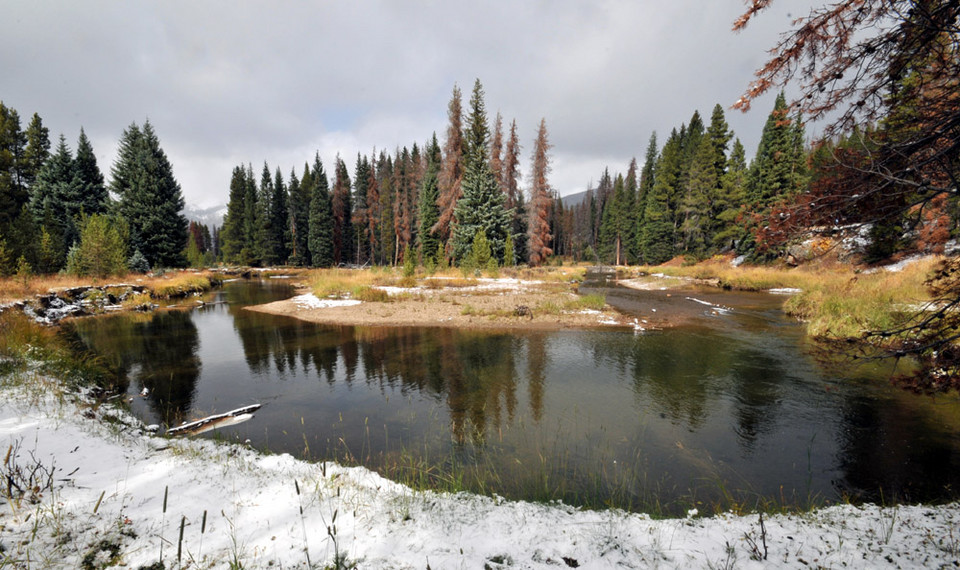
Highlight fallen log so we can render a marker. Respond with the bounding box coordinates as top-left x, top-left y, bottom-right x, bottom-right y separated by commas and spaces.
166, 404, 262, 436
